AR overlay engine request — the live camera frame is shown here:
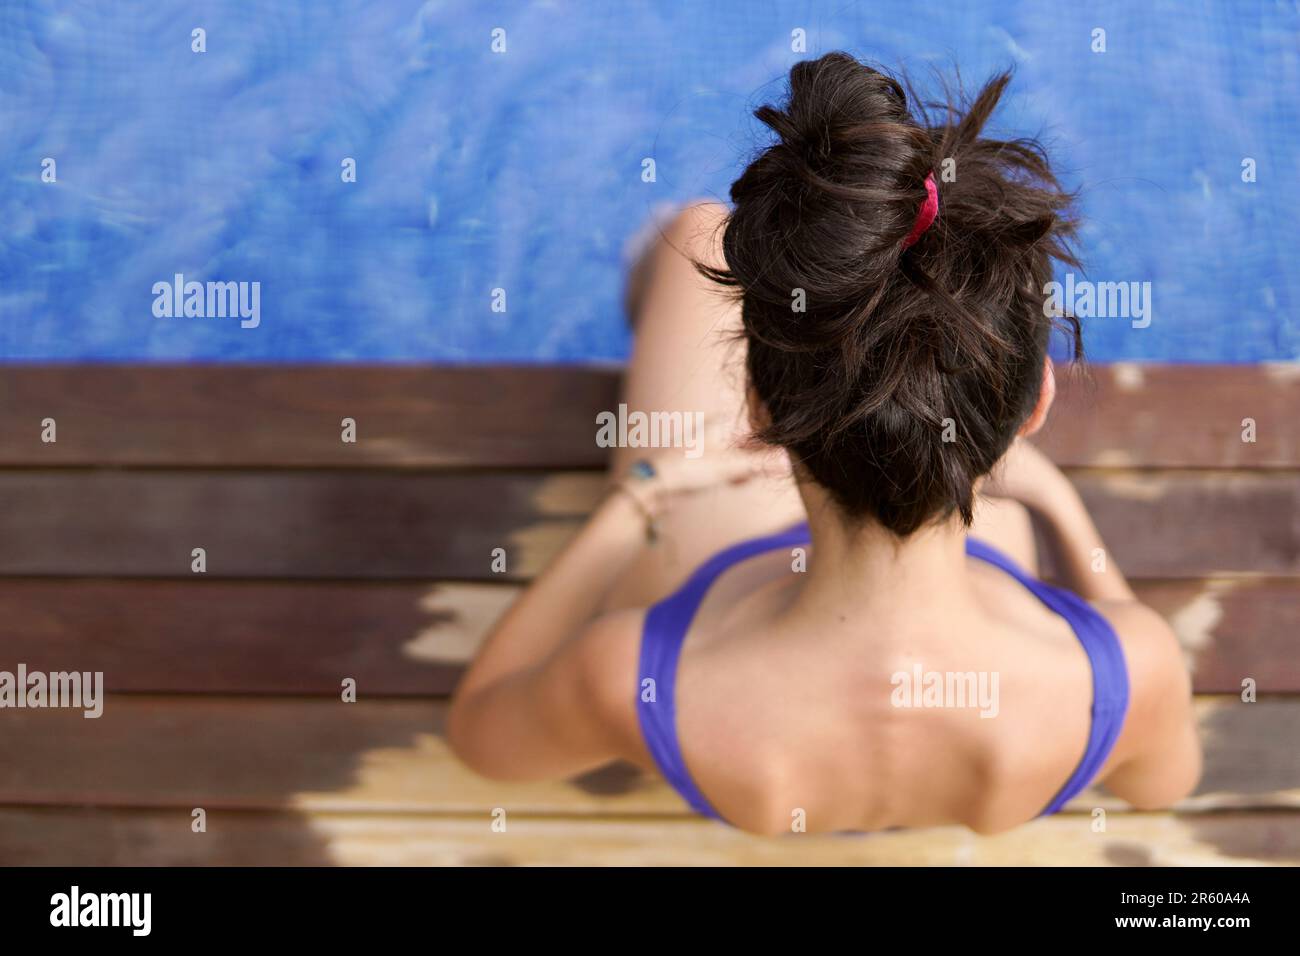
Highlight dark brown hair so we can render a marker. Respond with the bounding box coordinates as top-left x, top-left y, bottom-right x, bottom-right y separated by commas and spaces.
700, 52, 1082, 536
